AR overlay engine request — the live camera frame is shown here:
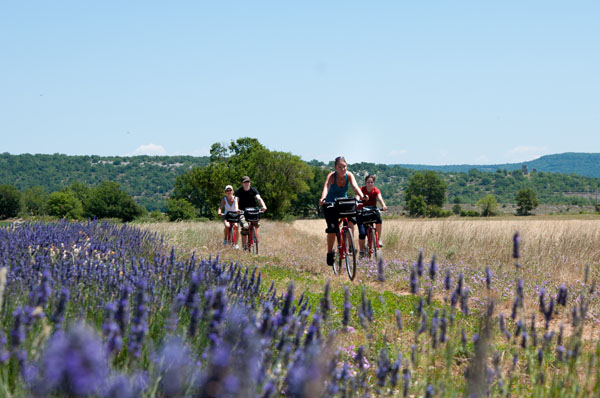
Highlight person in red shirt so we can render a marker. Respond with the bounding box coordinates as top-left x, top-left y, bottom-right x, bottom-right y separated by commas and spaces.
357, 175, 388, 256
